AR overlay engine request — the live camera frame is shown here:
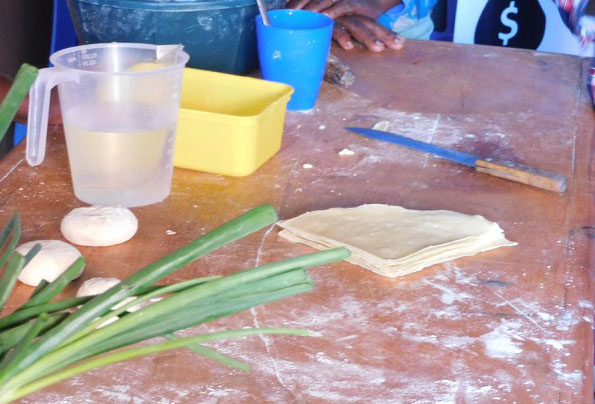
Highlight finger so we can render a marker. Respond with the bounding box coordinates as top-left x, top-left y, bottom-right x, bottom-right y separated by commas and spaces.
287, 0, 312, 10
323, 0, 362, 18
339, 16, 385, 52
358, 17, 405, 50
302, 0, 335, 12
332, 21, 355, 50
